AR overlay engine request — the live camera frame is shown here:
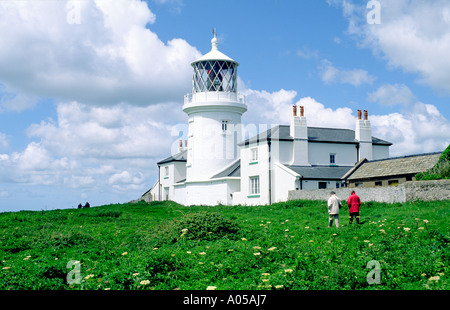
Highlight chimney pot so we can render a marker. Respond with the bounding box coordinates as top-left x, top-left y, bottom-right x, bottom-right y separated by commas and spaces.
185, 140, 187, 147
364, 110, 368, 120
179, 139, 183, 148
357, 110, 362, 120
293, 105, 297, 117
300, 106, 304, 117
